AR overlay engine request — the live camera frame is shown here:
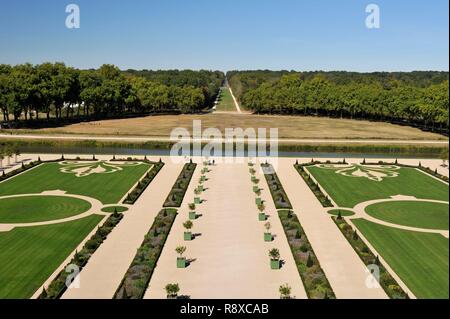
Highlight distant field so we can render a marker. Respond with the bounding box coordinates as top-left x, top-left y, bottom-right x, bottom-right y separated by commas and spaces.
10, 113, 447, 140
0, 161, 151, 205
352, 219, 449, 299
0, 215, 104, 299
215, 87, 237, 112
